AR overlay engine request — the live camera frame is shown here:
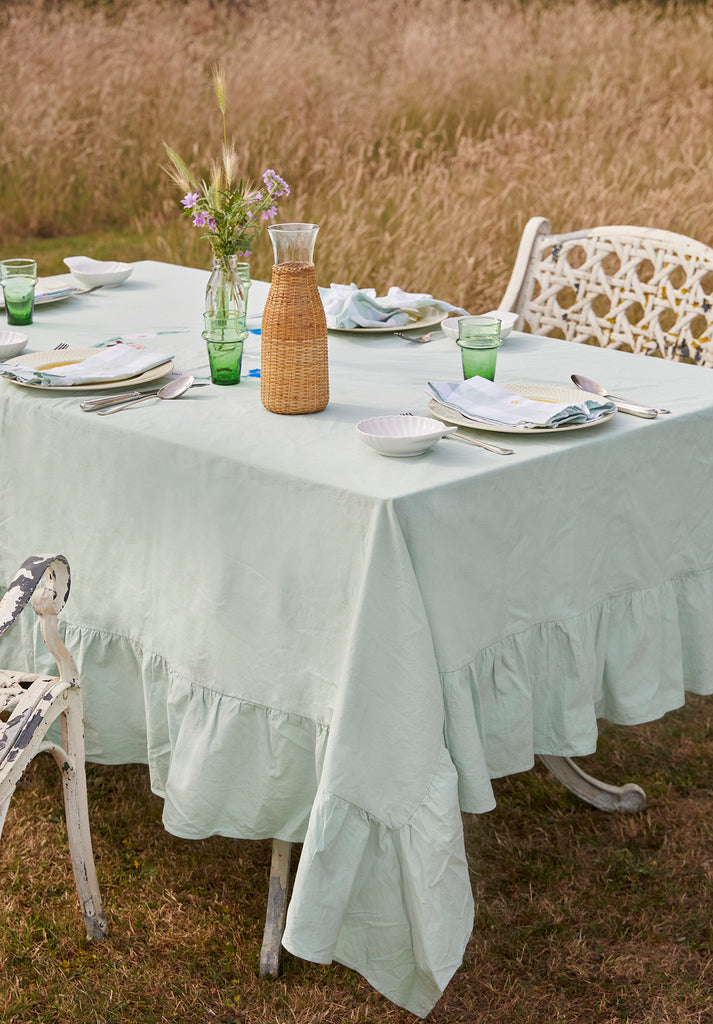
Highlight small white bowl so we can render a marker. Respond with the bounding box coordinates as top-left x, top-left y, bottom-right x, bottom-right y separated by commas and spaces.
442, 310, 519, 343
63, 256, 133, 289
357, 415, 457, 457
0, 330, 29, 361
